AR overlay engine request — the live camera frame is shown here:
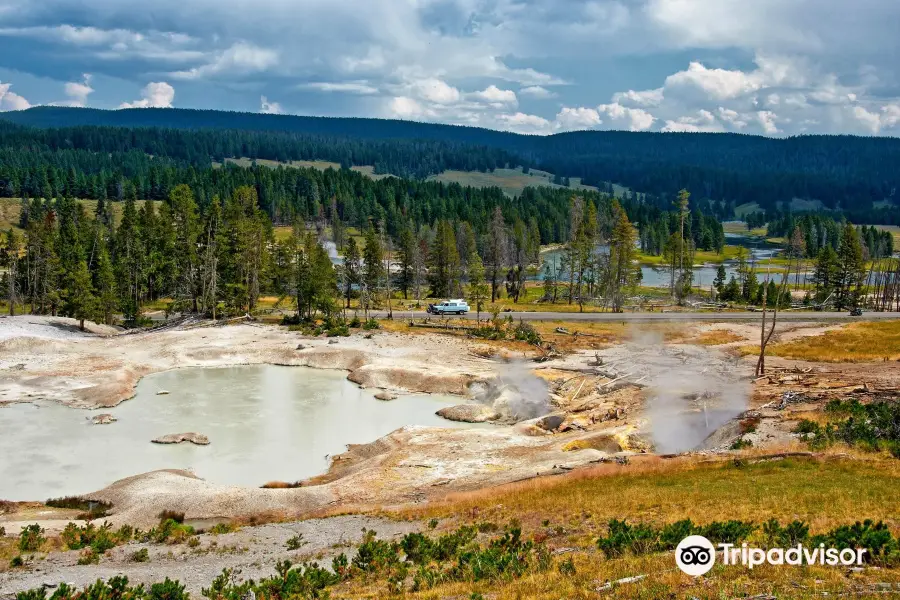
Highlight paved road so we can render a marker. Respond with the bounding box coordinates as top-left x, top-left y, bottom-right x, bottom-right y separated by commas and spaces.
368, 310, 900, 323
